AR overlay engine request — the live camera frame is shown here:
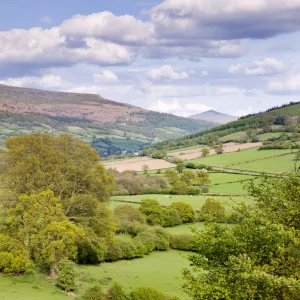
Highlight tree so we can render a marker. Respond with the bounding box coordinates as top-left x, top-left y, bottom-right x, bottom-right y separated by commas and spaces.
171, 180, 189, 195
56, 258, 77, 291
165, 169, 179, 185
106, 282, 128, 300
139, 199, 165, 226
201, 148, 210, 157
196, 171, 211, 185
200, 198, 226, 222
1, 133, 114, 207
176, 162, 185, 173
181, 170, 196, 185
142, 164, 149, 174
167, 202, 195, 223
214, 144, 224, 154
34, 220, 84, 277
